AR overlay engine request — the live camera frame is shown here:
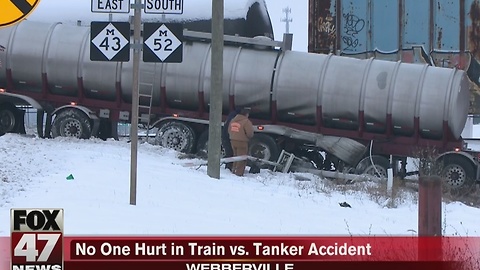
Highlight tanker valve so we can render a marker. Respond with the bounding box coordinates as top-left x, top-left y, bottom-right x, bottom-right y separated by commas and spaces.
70, 102, 77, 106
